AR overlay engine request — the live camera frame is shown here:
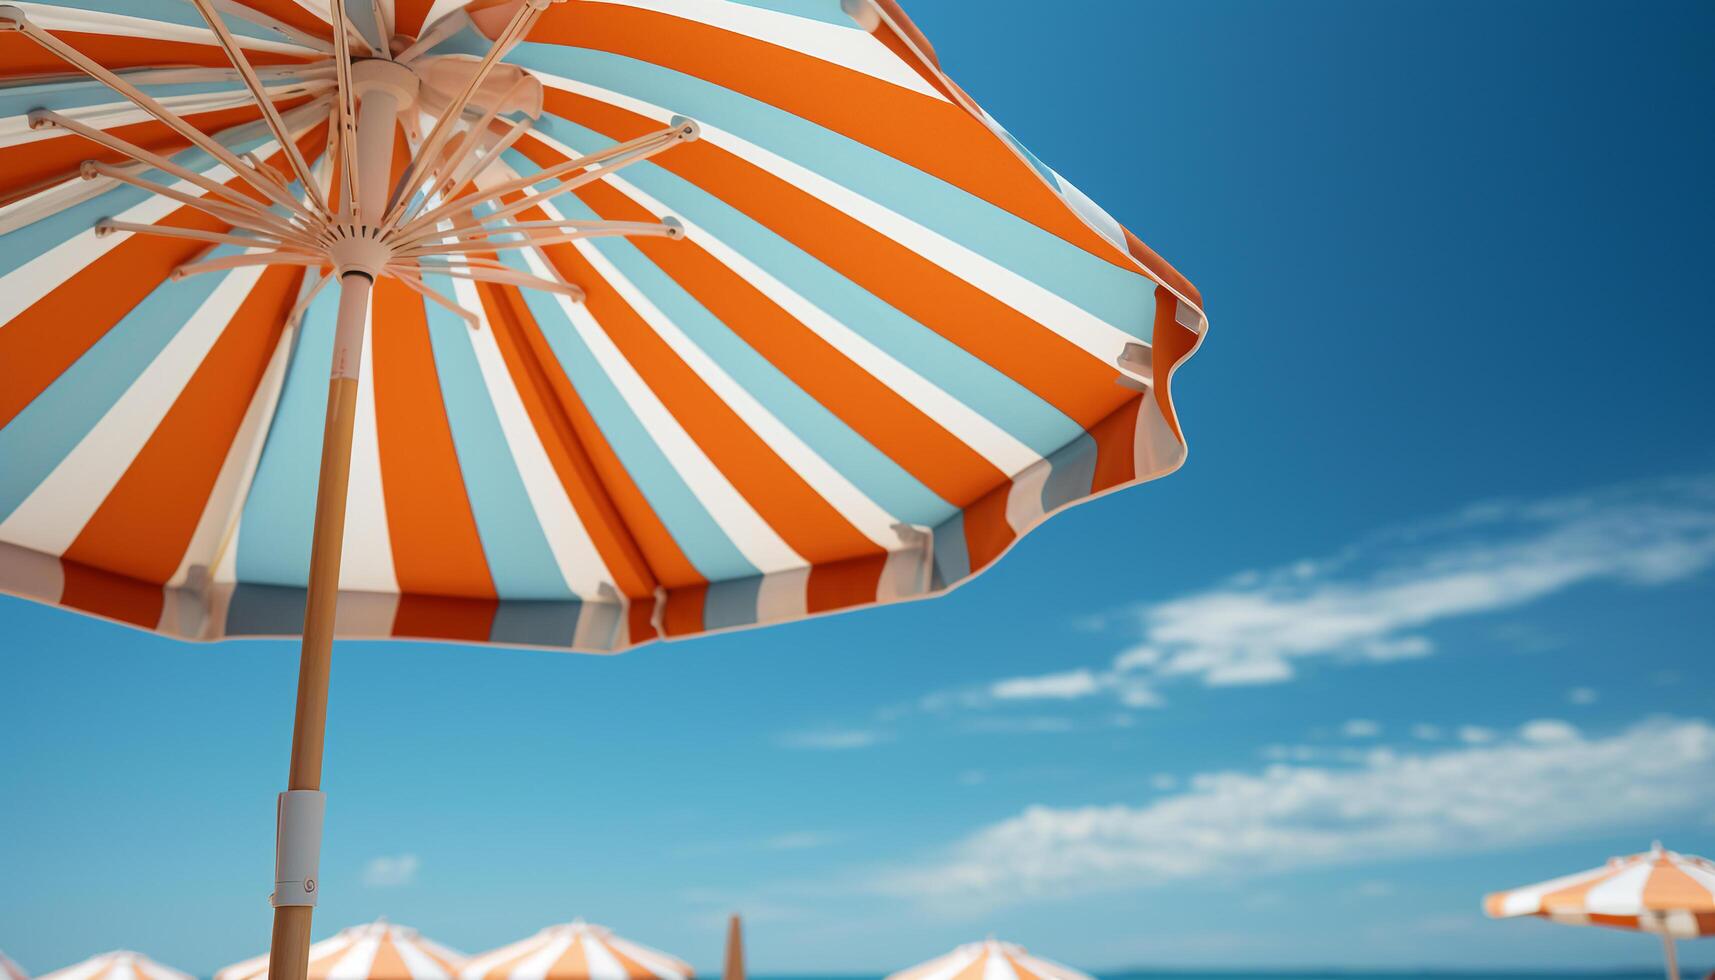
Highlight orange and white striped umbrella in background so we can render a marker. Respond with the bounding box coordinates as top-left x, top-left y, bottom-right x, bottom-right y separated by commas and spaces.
216, 920, 466, 980
1, 950, 28, 980
460, 921, 689, 980
1486, 844, 1715, 979
37, 952, 191, 980
886, 939, 1094, 980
